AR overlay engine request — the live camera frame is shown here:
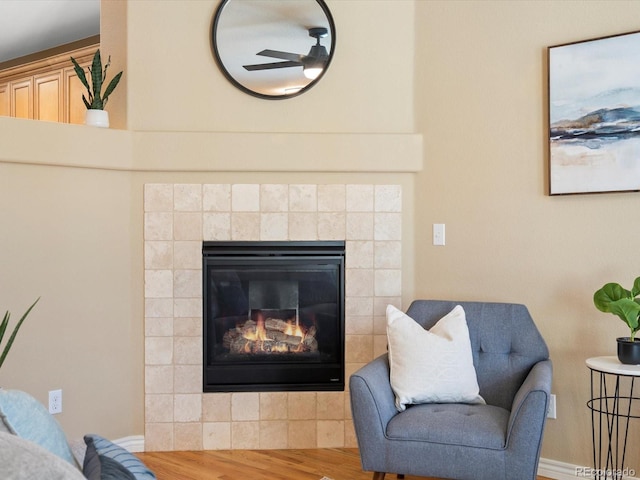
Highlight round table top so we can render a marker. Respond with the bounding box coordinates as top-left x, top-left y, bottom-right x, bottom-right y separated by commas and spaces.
586, 356, 640, 375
